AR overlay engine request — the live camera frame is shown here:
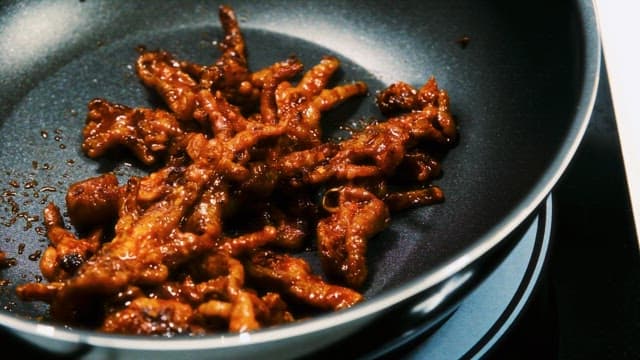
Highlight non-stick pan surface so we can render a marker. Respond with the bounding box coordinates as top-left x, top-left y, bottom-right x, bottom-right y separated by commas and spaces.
0, 0, 599, 358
